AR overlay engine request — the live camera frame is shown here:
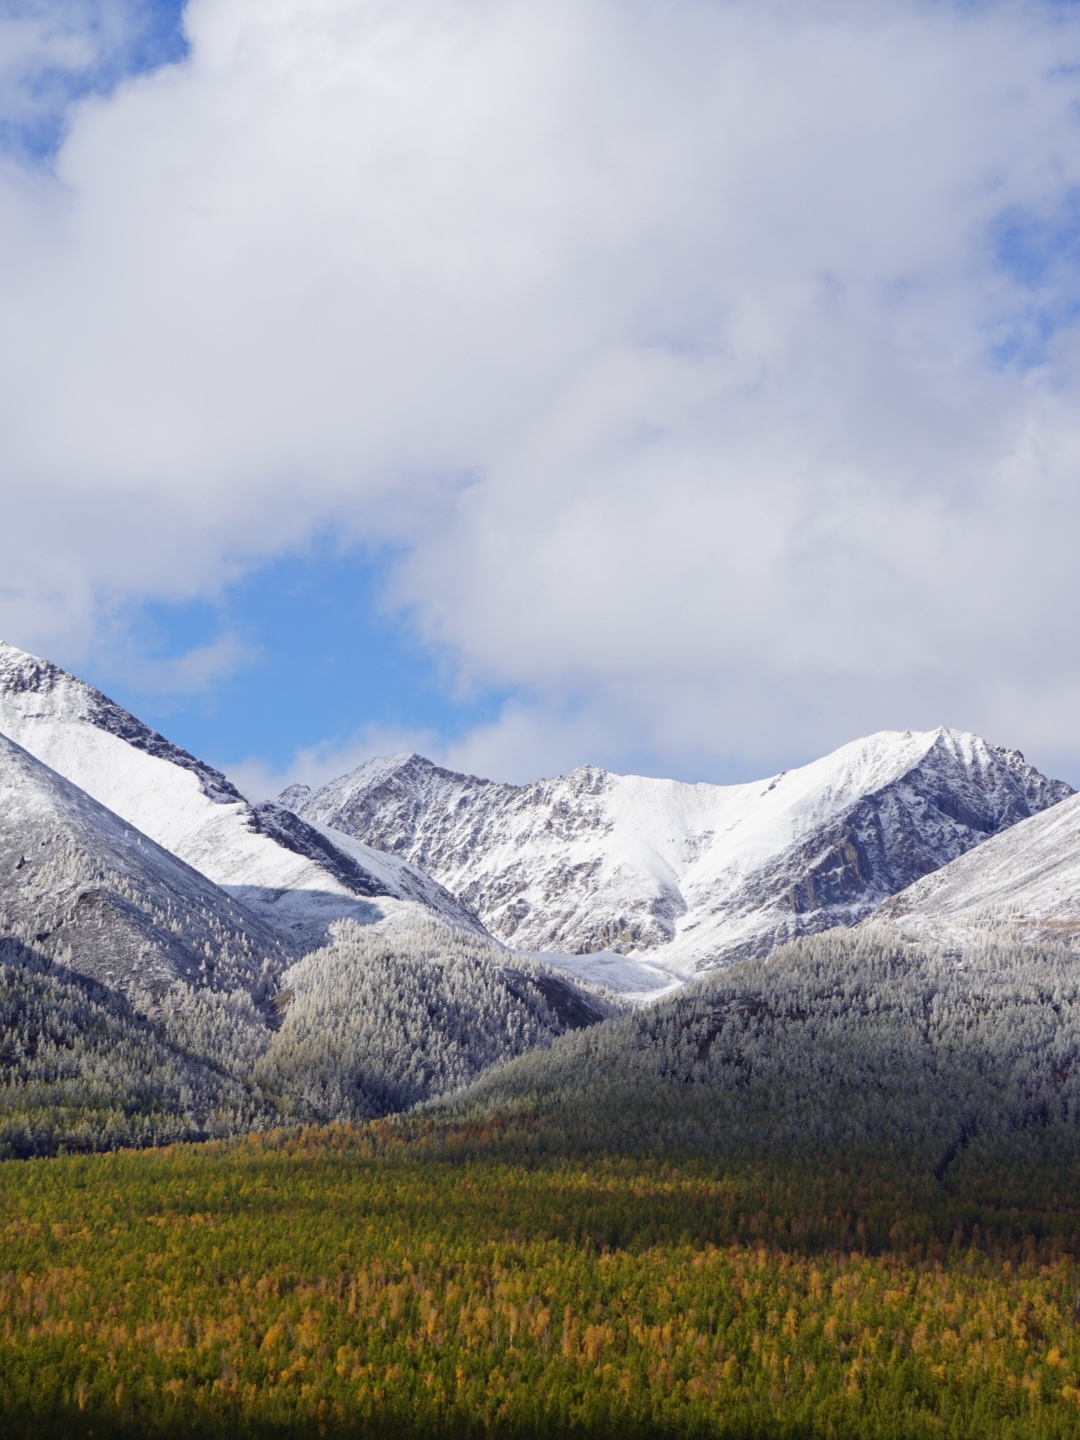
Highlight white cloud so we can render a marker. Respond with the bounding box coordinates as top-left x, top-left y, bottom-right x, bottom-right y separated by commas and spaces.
102, 628, 256, 695
4, 0, 1080, 782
